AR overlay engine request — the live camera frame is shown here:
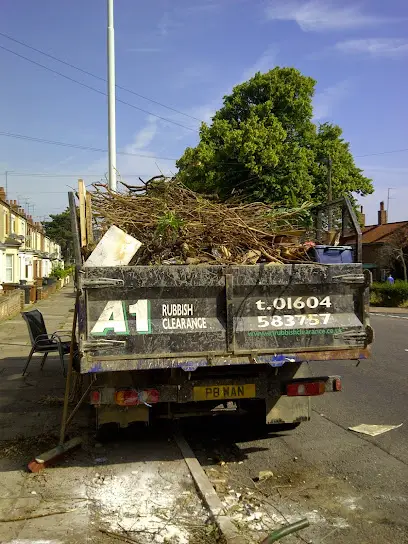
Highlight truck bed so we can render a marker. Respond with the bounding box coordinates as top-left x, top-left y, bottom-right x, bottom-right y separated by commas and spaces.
78, 263, 372, 374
